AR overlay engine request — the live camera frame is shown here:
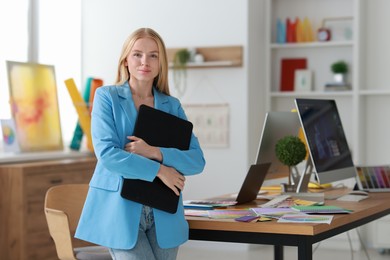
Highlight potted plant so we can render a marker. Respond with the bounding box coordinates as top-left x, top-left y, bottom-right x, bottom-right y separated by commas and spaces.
172, 49, 191, 97
275, 135, 307, 191
331, 60, 348, 83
